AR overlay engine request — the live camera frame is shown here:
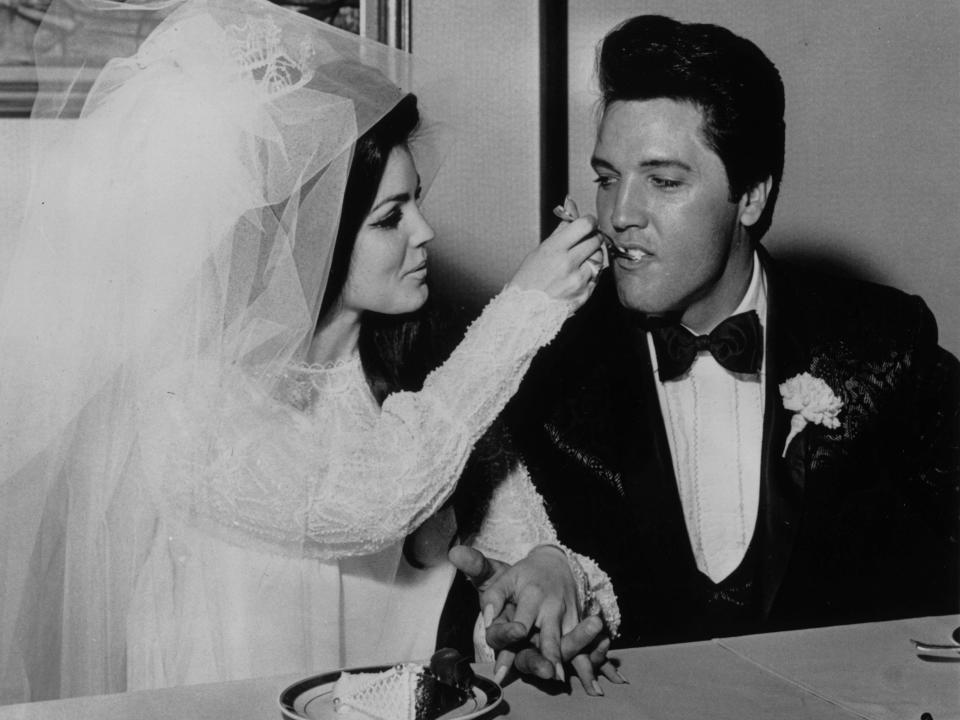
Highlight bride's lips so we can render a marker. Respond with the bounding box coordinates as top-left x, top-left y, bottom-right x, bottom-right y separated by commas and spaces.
405, 262, 428, 277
